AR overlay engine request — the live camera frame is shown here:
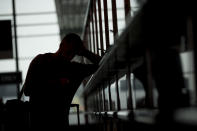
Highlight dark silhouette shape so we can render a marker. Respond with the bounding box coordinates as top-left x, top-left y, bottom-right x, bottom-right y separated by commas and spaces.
22, 33, 101, 130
